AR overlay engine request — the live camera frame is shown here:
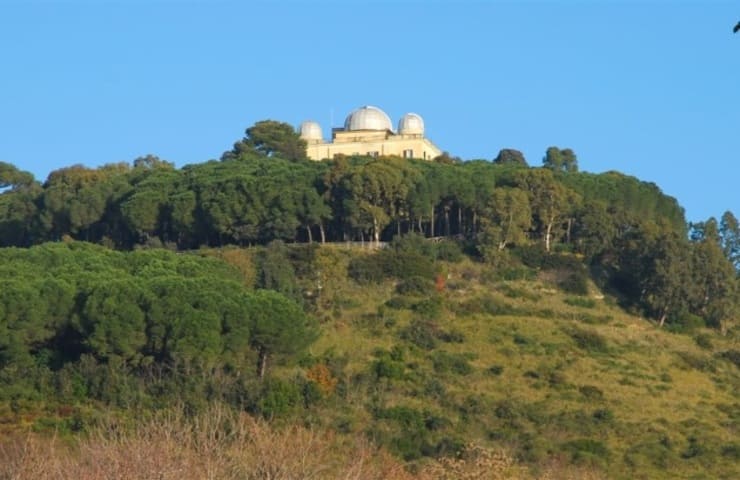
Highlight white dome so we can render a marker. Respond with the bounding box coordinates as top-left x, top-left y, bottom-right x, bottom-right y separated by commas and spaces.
398, 113, 424, 135
299, 121, 323, 141
344, 105, 393, 131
